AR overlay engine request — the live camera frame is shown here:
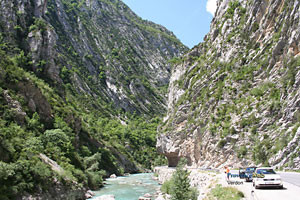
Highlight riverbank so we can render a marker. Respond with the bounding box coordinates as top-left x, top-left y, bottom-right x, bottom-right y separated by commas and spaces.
154, 166, 222, 199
